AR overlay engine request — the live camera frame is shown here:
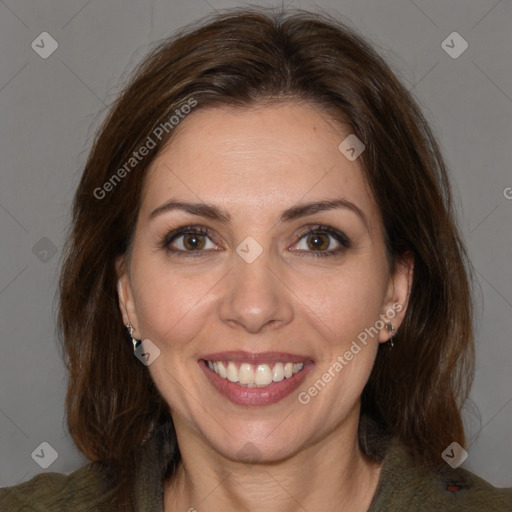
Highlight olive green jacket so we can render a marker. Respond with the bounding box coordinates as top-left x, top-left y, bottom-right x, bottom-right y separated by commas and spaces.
1, 417, 511, 511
